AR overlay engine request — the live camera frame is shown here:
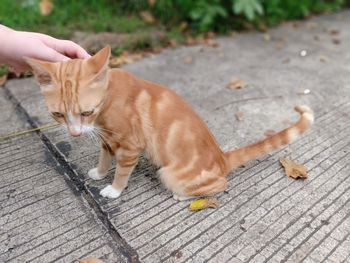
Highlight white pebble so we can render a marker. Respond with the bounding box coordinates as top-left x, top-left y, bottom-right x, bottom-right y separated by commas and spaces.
300, 50, 307, 57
